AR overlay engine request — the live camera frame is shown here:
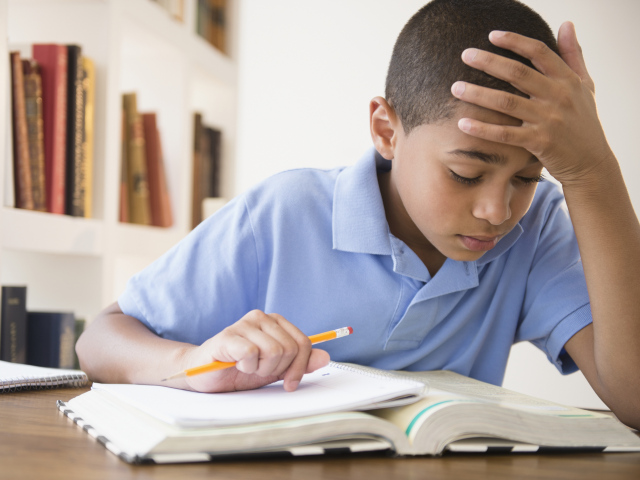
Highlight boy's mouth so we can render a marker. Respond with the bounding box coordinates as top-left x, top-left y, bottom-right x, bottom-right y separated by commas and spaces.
457, 234, 501, 252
